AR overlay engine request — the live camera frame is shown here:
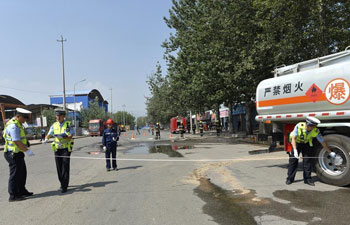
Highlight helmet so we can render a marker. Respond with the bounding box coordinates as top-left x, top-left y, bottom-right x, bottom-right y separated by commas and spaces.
306, 117, 320, 126
106, 119, 114, 124
156, 122, 159, 125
